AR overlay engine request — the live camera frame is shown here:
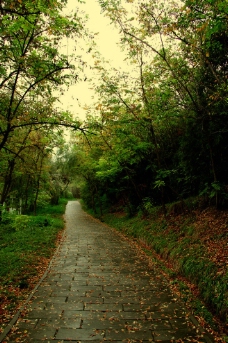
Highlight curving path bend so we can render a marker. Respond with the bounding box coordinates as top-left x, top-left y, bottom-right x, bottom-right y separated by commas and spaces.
4, 201, 214, 343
